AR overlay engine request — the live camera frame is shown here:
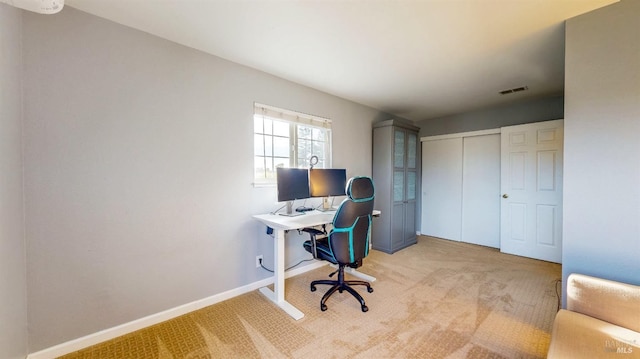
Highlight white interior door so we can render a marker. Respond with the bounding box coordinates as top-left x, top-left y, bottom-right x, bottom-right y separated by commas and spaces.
462, 134, 501, 248
500, 120, 563, 263
421, 138, 463, 241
